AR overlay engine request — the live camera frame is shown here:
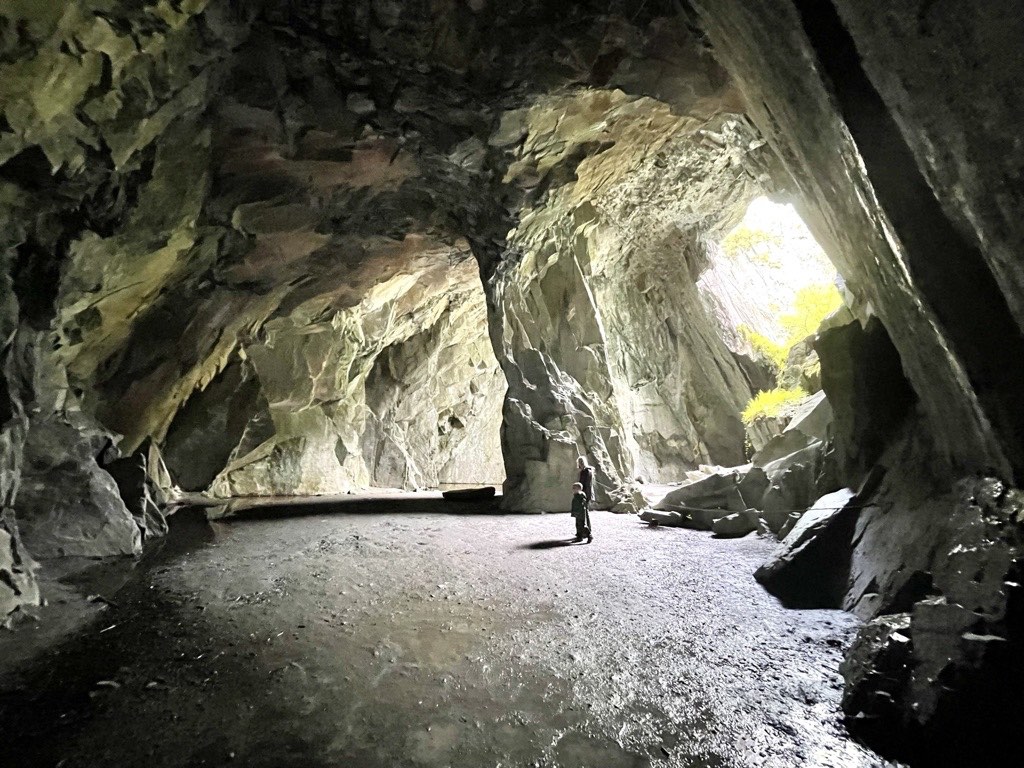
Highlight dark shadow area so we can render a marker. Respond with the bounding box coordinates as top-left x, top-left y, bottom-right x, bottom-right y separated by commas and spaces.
520, 538, 586, 550
217, 493, 507, 522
